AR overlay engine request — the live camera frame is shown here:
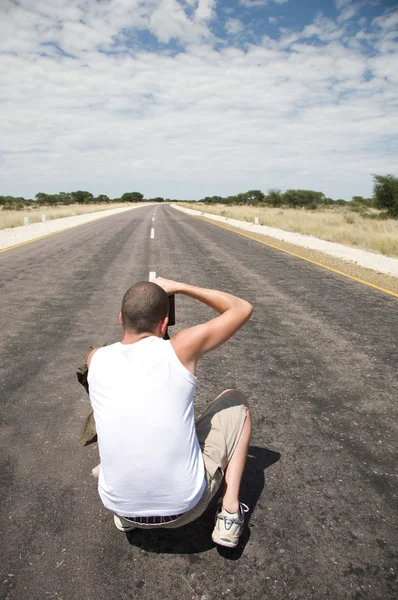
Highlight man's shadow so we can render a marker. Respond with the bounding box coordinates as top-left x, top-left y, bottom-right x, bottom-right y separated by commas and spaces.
126, 445, 280, 559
